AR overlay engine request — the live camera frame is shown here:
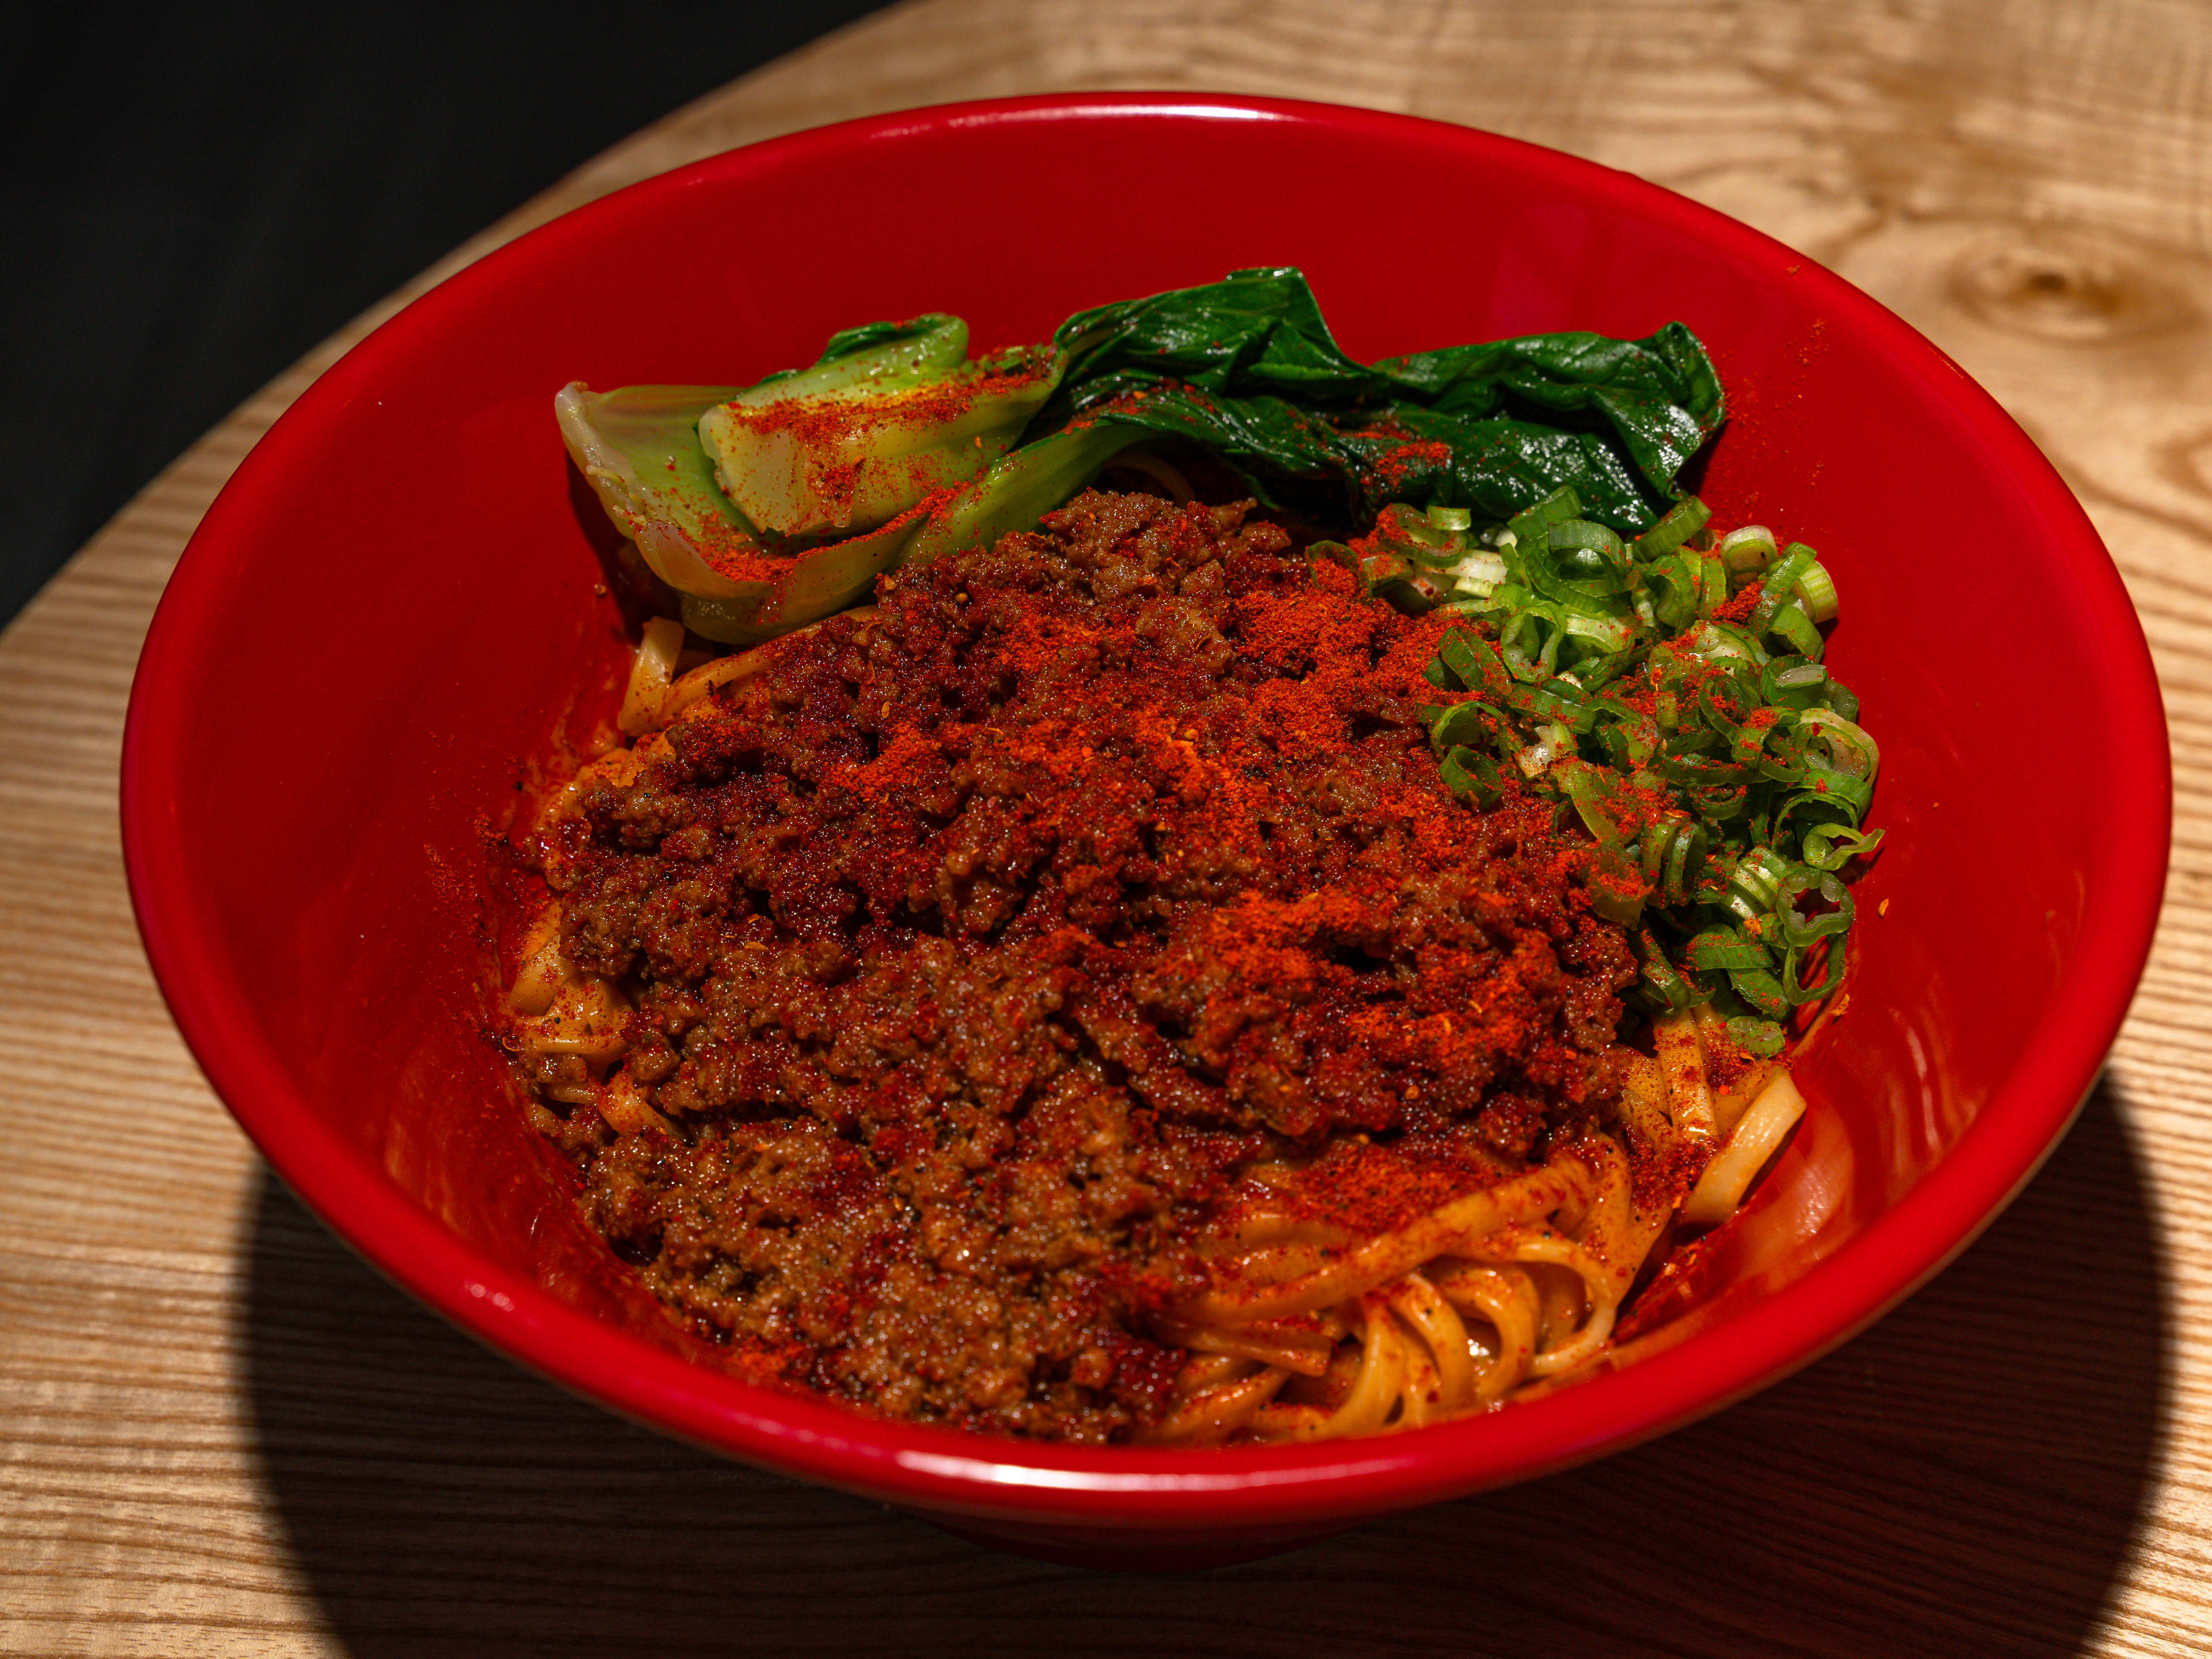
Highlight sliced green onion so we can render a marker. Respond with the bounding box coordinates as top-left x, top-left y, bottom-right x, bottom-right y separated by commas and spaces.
1516, 722, 1571, 777
1730, 711, 1787, 771
1746, 547, 1818, 634
1357, 546, 1413, 589
1802, 822, 1885, 869
1440, 628, 1510, 694
1634, 495, 1711, 562
1763, 660, 1828, 709
1509, 486, 1584, 549
1777, 868, 1854, 949
1499, 607, 1567, 682
1627, 582, 1659, 631
1766, 601, 1825, 660
1377, 502, 1461, 553
1559, 762, 1626, 844
1426, 503, 1473, 532
1440, 744, 1503, 808
1699, 553, 1730, 615
1563, 612, 1635, 651
1639, 814, 1707, 907
1446, 550, 1510, 594
1726, 968, 1792, 1020
1717, 524, 1778, 585
1792, 558, 1840, 623
1770, 765, 1876, 827
1646, 552, 1702, 631
1798, 708, 1880, 779
1680, 620, 1763, 665
1688, 782, 1752, 823
1777, 939, 1844, 1005
1688, 926, 1770, 973
1695, 671, 1757, 736
1429, 699, 1502, 753
1588, 842, 1647, 925
1414, 487, 1873, 1027
1666, 819, 1706, 902
1573, 646, 1641, 695
1636, 929, 1699, 1013
1728, 1016, 1787, 1058
1598, 709, 1662, 771
1550, 518, 1626, 556
1725, 846, 1792, 923
1532, 522, 1635, 611
1537, 717, 1577, 751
